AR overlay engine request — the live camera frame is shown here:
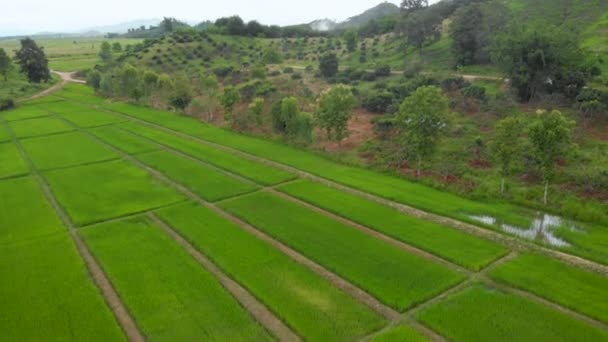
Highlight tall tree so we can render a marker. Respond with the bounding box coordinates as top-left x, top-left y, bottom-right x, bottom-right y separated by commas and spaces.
490, 116, 521, 194
315, 85, 357, 144
397, 86, 449, 177
14, 38, 50, 83
220, 87, 241, 121
400, 0, 428, 14
0, 48, 11, 81
451, 3, 484, 66
491, 23, 587, 102
343, 29, 357, 52
528, 110, 575, 205
99, 41, 112, 63
400, 9, 441, 54
319, 53, 338, 78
